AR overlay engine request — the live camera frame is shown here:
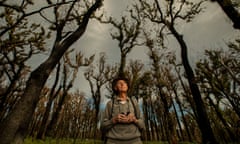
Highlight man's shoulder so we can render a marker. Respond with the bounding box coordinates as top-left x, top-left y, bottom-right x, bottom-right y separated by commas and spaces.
130, 96, 138, 103
106, 98, 115, 106
106, 100, 112, 105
